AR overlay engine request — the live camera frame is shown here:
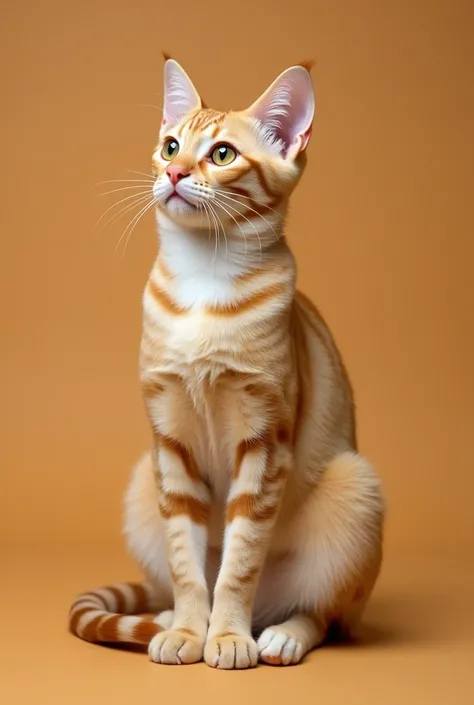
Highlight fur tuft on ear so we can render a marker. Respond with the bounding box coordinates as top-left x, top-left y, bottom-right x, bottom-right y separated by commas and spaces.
162, 59, 201, 126
297, 59, 316, 72
245, 65, 315, 157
